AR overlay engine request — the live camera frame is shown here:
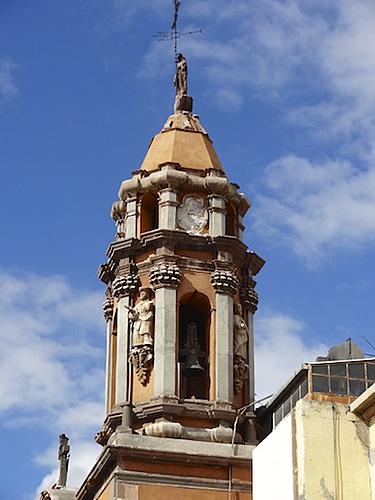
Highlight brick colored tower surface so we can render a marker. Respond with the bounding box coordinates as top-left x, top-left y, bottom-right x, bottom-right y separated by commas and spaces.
77, 55, 264, 500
